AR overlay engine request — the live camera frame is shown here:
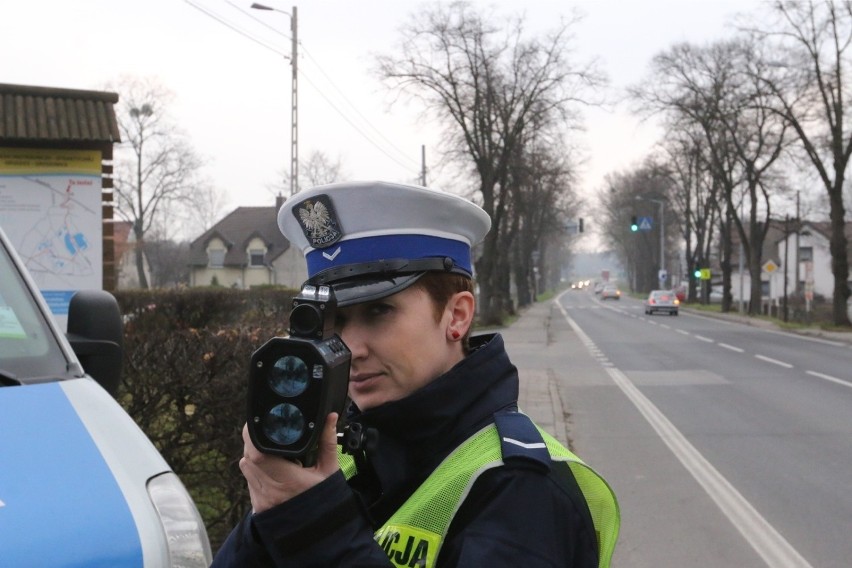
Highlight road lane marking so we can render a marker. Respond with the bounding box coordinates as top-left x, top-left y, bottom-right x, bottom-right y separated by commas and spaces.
719, 343, 745, 353
686, 311, 848, 347
556, 297, 813, 568
695, 335, 714, 343
676, 329, 690, 336
806, 370, 852, 389
755, 355, 793, 368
